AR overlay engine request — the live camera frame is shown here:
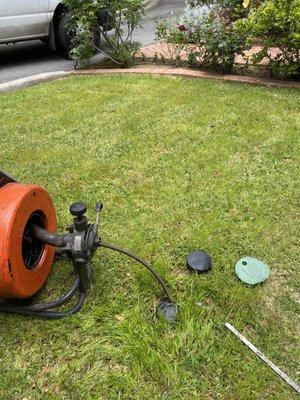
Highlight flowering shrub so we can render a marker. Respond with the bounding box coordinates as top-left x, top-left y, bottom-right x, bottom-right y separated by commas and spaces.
156, 3, 247, 72
156, 5, 211, 44
156, 0, 300, 77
